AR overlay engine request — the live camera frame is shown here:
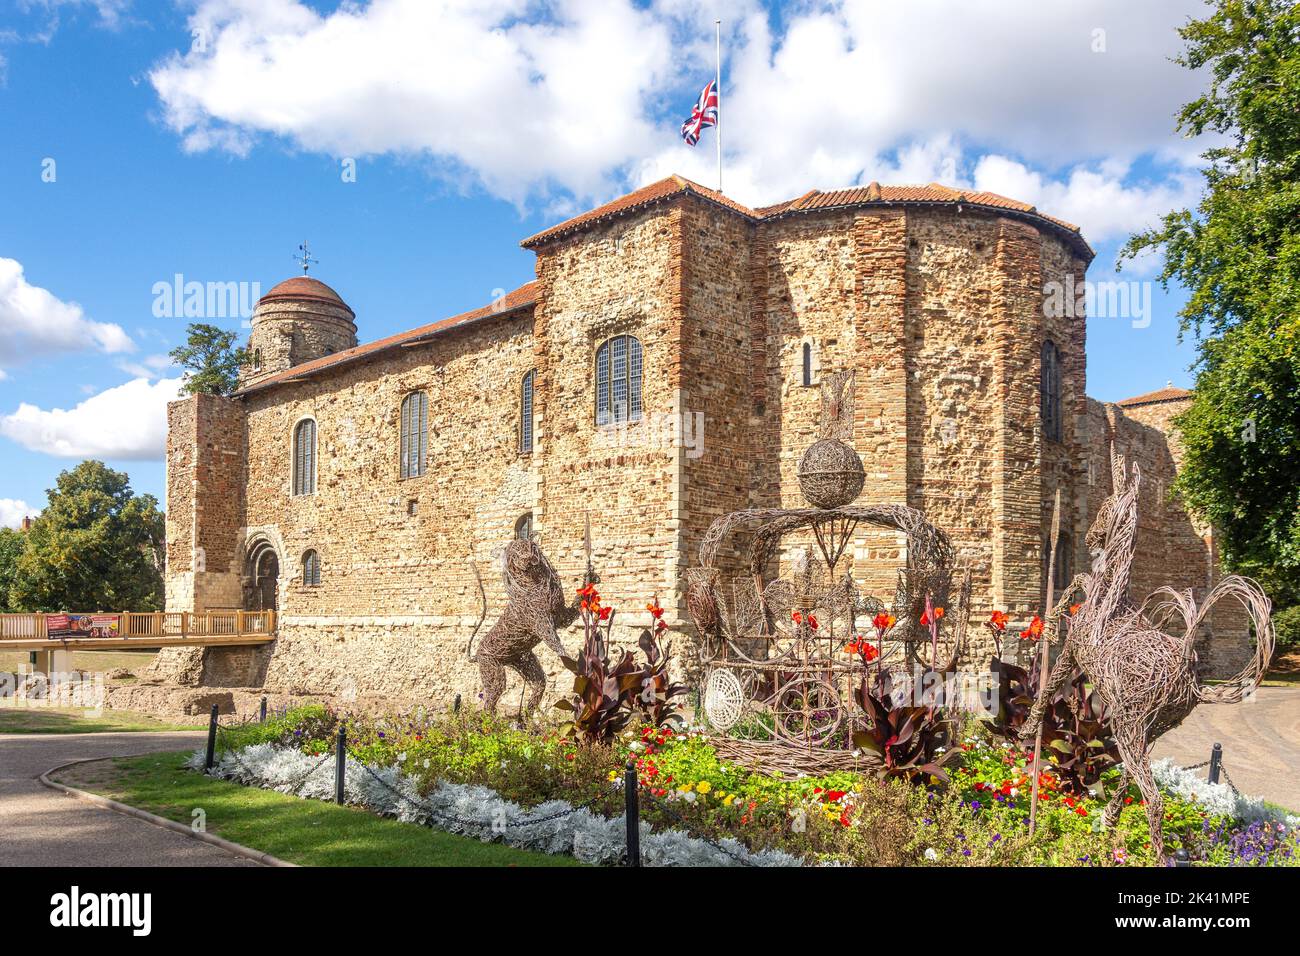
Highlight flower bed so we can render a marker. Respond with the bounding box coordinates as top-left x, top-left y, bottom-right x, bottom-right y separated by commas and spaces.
203, 705, 1299, 867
